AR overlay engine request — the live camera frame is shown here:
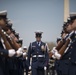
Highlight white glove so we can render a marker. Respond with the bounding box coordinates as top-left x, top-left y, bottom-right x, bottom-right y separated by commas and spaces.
41, 45, 45, 51
51, 47, 57, 54
18, 47, 23, 52
52, 55, 56, 59
29, 66, 31, 70
44, 66, 47, 70
54, 52, 61, 60
8, 49, 16, 57
16, 49, 23, 57
23, 52, 27, 57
